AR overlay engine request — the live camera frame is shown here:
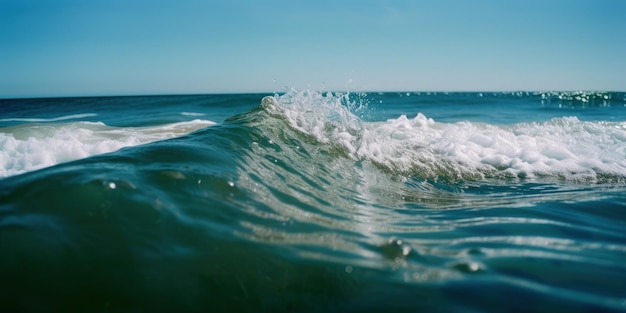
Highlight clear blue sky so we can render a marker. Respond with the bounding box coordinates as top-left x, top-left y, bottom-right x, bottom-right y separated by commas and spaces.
1, 0, 624, 97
